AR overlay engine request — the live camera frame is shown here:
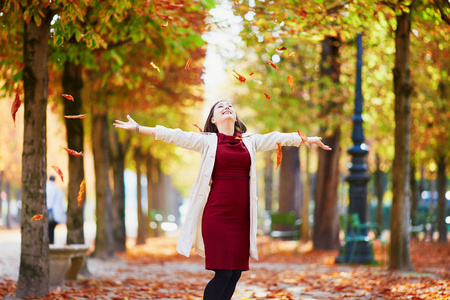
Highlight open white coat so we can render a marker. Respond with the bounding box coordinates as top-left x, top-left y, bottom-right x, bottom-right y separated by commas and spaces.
155, 125, 304, 261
